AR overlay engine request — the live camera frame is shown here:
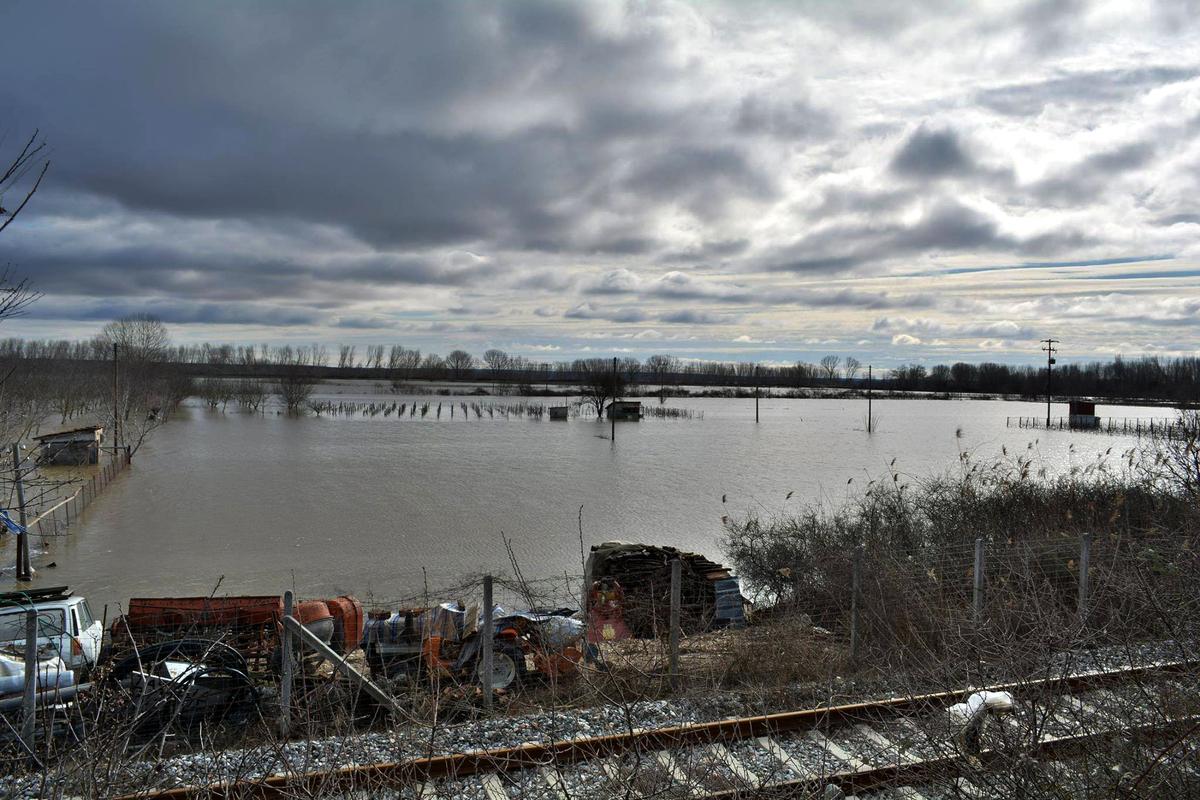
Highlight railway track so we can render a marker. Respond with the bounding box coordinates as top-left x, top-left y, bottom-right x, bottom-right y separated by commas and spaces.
133, 659, 1200, 799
